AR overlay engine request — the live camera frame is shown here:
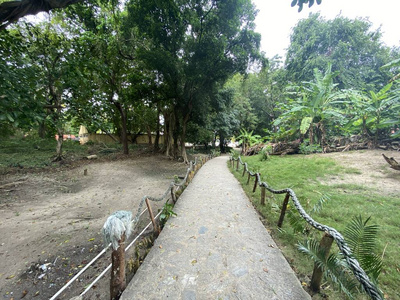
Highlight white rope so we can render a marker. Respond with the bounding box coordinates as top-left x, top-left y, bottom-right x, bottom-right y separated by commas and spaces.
49, 244, 111, 300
